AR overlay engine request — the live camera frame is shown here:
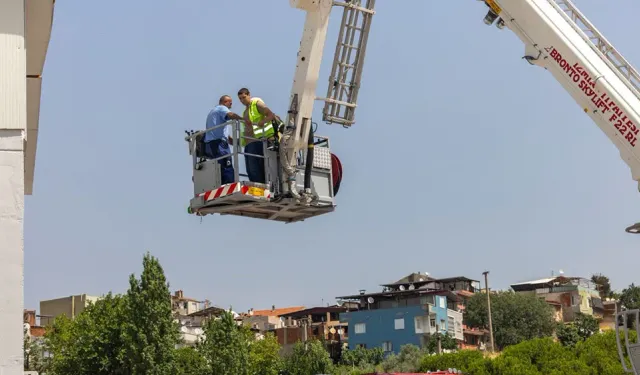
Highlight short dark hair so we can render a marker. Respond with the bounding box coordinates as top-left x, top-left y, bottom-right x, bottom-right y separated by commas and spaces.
219, 95, 231, 104
237, 87, 250, 96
